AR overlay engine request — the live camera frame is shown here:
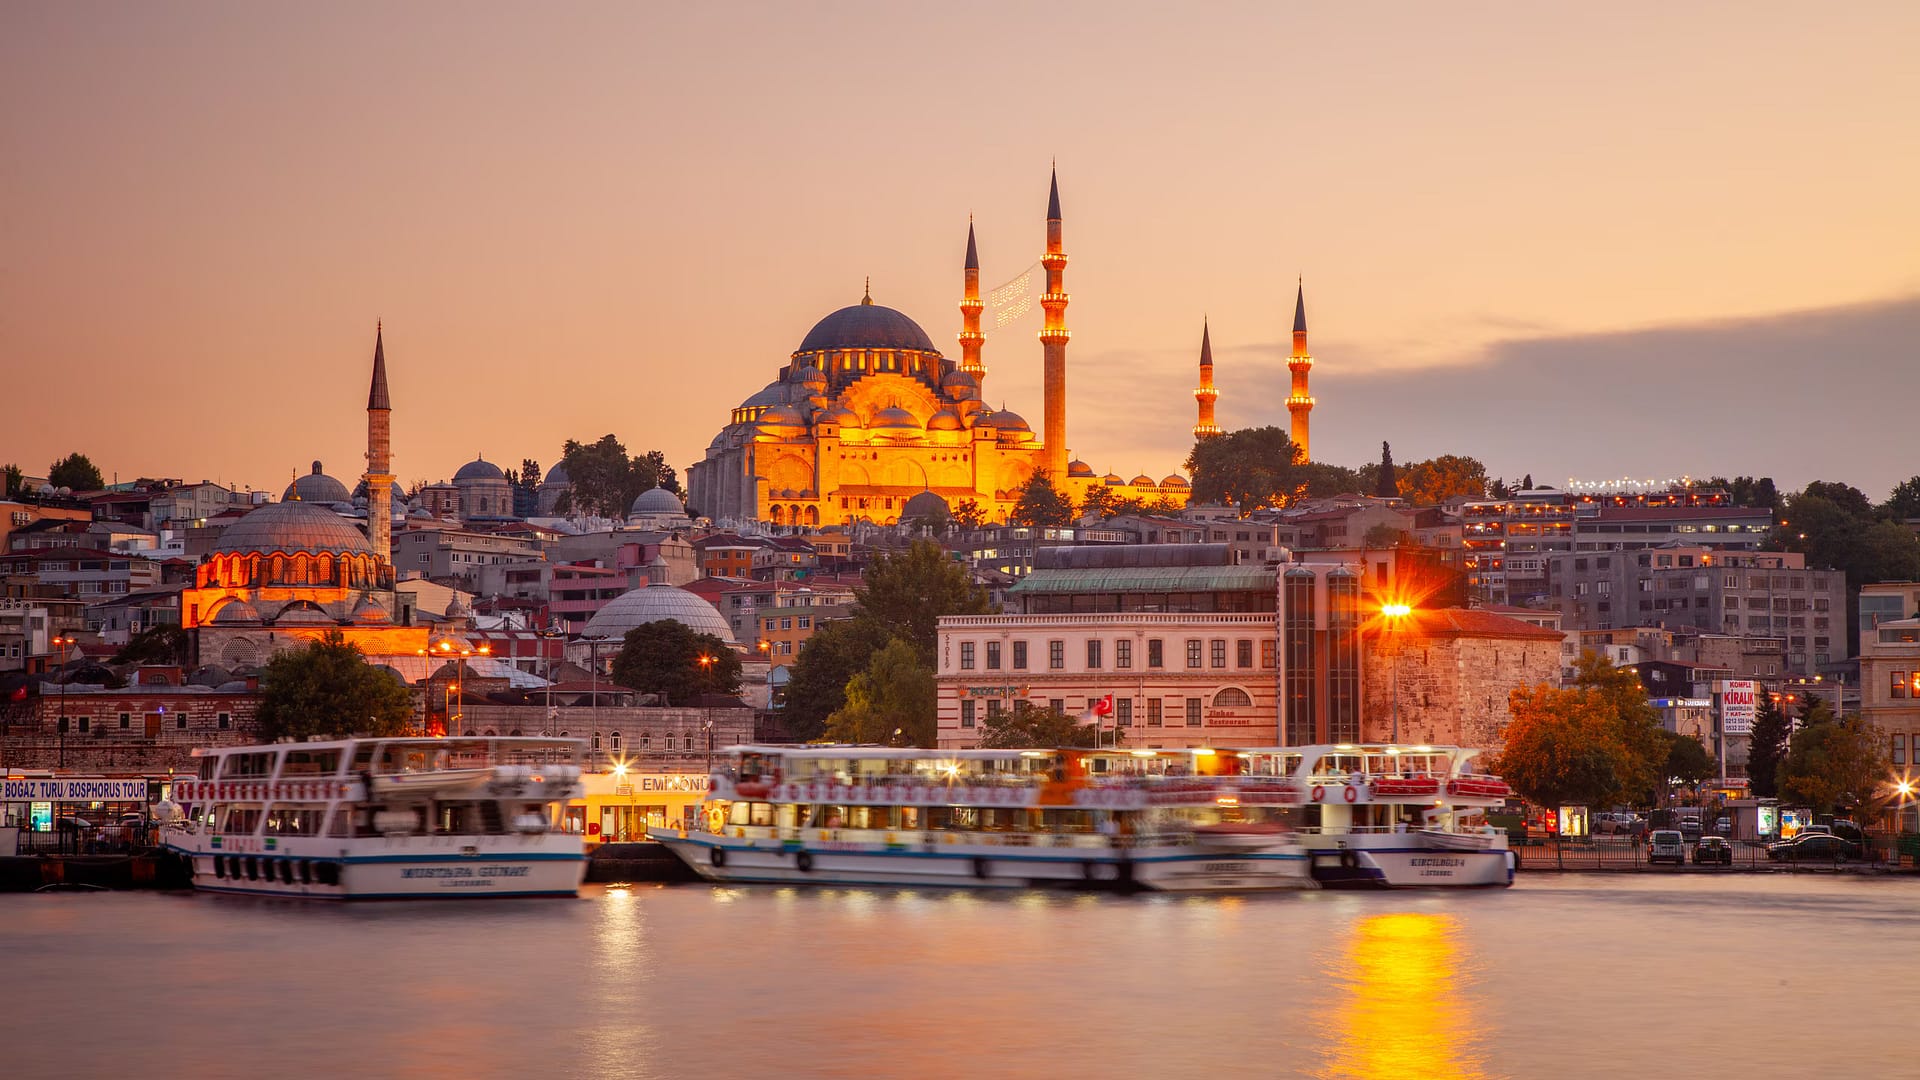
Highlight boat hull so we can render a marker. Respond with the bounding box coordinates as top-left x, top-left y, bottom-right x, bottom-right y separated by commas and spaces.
649, 831, 1315, 892
1304, 841, 1515, 888
163, 838, 587, 900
